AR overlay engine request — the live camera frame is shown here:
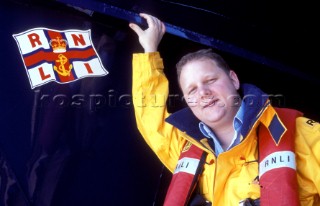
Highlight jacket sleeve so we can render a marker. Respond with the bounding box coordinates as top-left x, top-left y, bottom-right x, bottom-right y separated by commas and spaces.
295, 117, 320, 204
132, 52, 185, 173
